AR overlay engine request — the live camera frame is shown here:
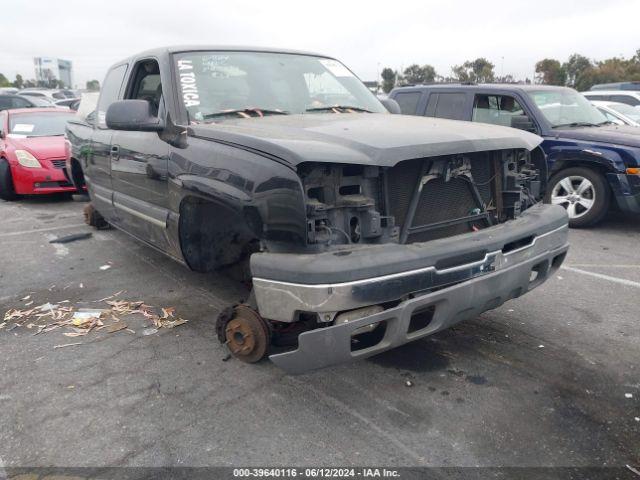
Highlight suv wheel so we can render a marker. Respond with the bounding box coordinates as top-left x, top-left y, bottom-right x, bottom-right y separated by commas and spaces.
545, 167, 609, 227
0, 159, 18, 201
